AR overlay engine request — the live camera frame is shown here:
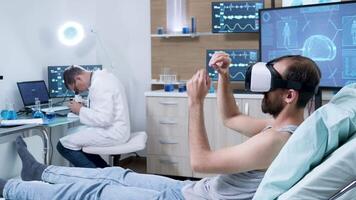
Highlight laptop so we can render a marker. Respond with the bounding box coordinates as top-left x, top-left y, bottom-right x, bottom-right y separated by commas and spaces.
17, 80, 69, 114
